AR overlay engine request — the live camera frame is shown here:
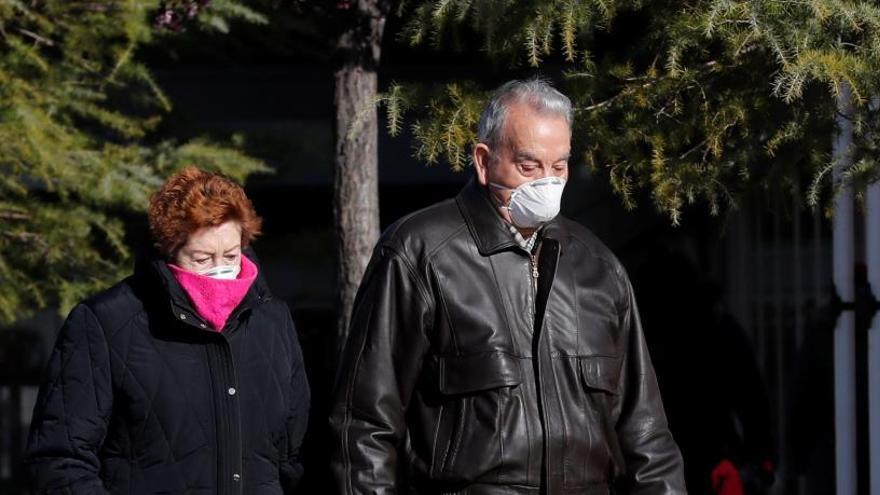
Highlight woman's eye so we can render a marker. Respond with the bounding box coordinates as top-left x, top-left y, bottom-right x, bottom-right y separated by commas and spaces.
195, 258, 210, 264
224, 254, 237, 260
